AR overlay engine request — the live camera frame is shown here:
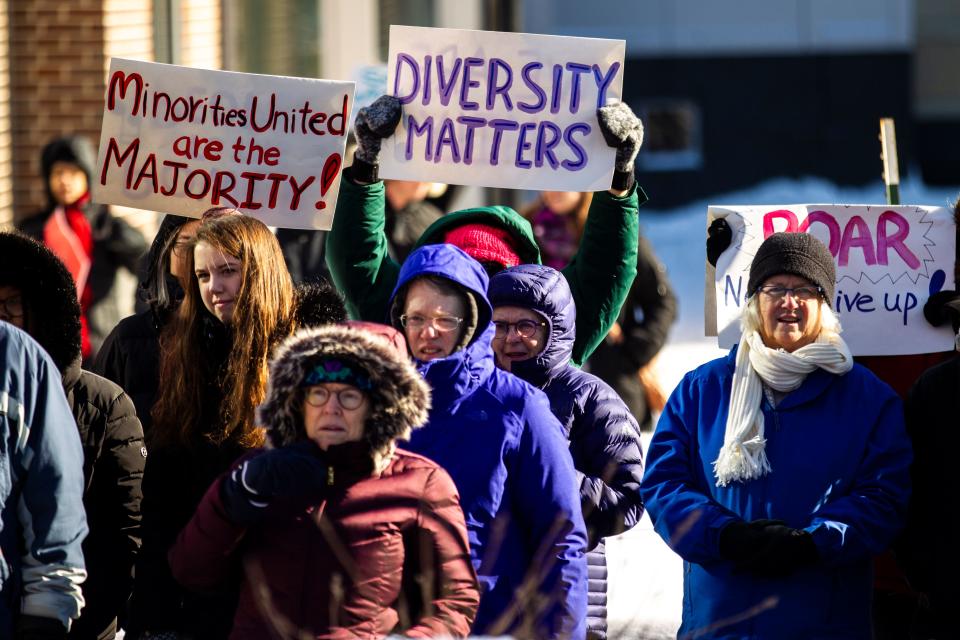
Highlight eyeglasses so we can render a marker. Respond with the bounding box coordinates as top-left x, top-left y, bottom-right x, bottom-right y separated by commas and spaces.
493, 319, 546, 339
0, 294, 24, 318
304, 386, 366, 410
399, 314, 463, 333
757, 285, 823, 302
